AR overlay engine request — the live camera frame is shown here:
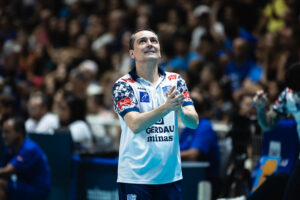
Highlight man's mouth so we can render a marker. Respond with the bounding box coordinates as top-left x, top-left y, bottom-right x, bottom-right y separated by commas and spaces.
144, 49, 157, 54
